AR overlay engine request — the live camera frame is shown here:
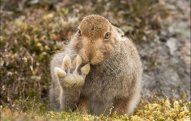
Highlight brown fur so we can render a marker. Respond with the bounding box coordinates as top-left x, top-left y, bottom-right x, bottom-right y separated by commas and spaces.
77, 96, 89, 114
79, 15, 111, 40
70, 15, 116, 64
49, 15, 142, 116
113, 98, 129, 115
